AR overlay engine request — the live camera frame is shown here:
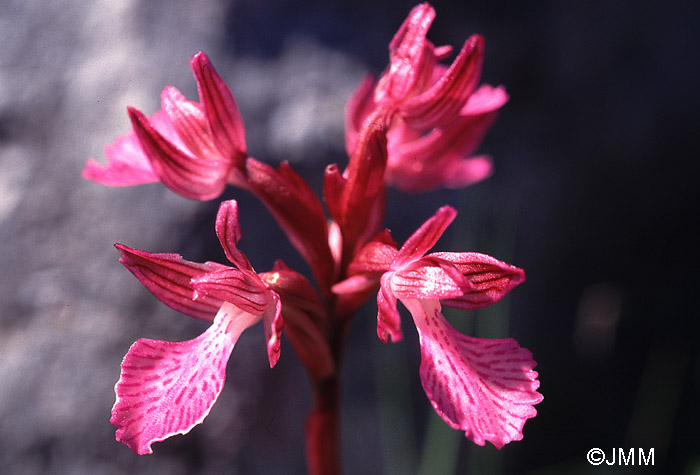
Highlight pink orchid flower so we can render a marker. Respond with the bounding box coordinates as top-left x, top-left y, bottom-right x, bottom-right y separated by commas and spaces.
110, 200, 284, 454
334, 206, 542, 448
345, 3, 508, 192
83, 52, 247, 200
